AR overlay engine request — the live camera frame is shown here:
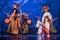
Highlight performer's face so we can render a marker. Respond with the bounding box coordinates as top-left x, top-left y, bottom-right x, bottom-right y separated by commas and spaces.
44, 9, 48, 12
14, 5, 17, 9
